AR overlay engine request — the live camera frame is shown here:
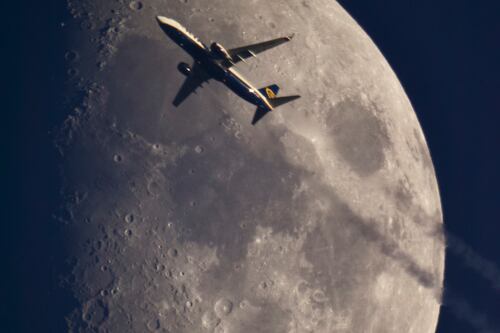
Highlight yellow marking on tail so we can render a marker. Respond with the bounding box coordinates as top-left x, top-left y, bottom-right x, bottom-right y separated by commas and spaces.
265, 87, 276, 99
